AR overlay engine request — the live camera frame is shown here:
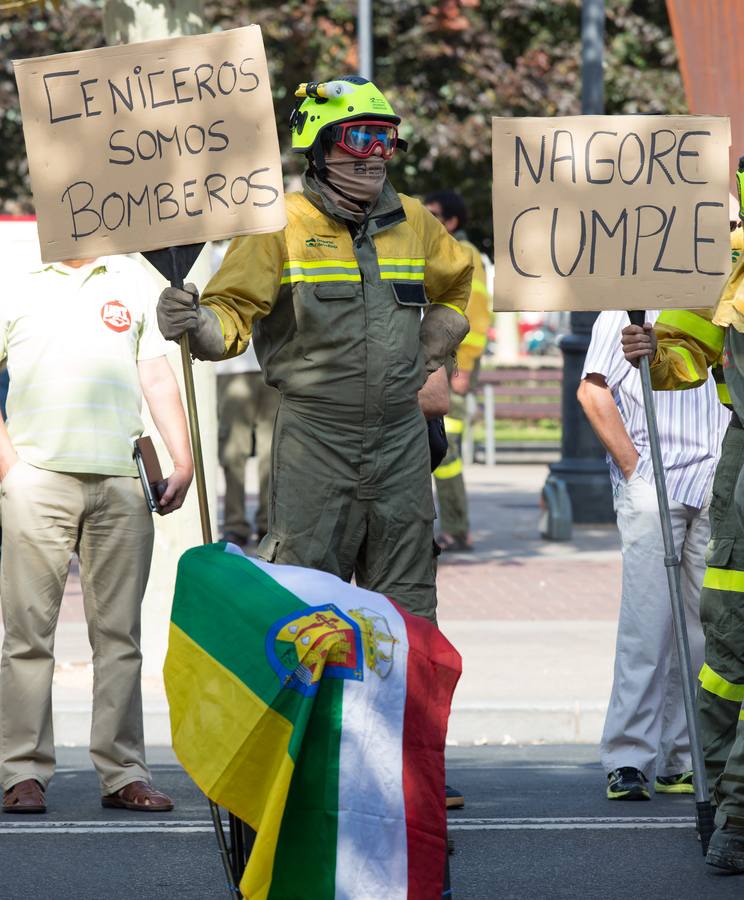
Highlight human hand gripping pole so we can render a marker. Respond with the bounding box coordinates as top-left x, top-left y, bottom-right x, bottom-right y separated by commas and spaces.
627, 309, 715, 854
